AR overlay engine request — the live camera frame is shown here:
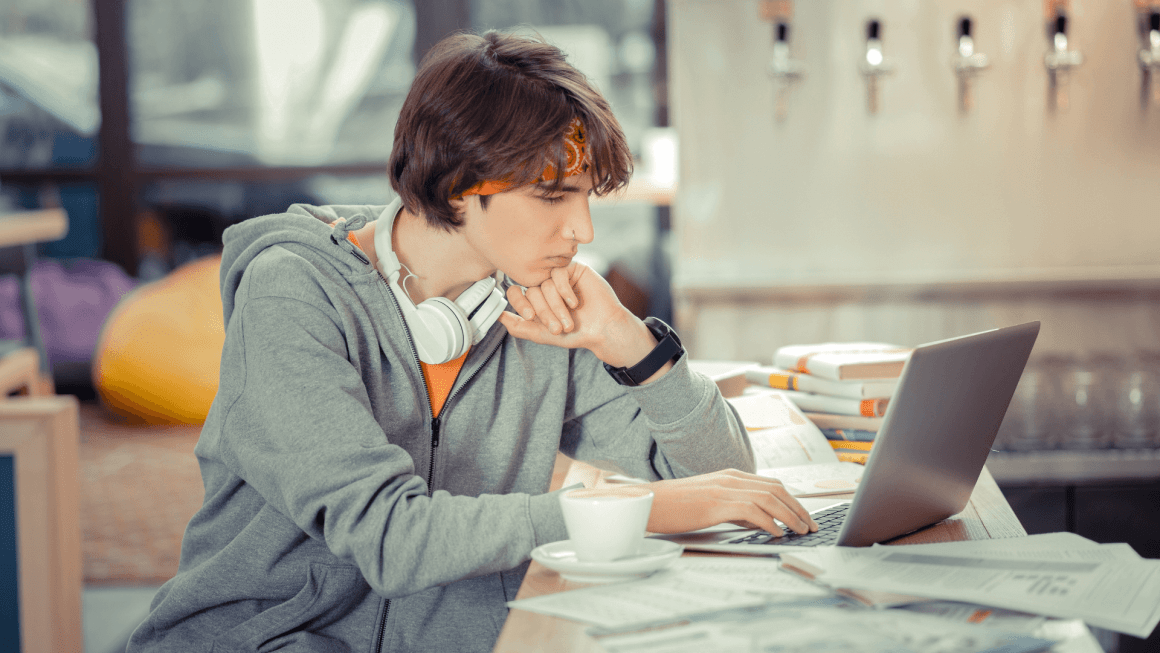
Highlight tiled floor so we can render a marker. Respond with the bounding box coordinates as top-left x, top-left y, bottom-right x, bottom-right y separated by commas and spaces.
83, 585, 161, 653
